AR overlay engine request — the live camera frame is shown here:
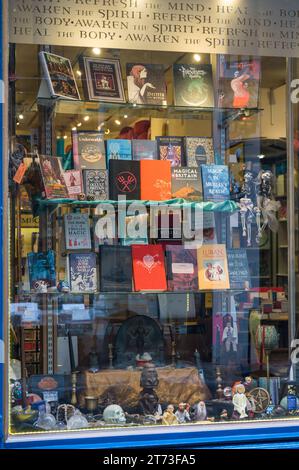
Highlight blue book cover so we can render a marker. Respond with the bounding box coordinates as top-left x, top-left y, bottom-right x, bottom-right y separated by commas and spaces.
27, 250, 56, 290
69, 253, 97, 293
132, 140, 157, 160
106, 139, 132, 162
227, 249, 251, 290
201, 164, 230, 201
